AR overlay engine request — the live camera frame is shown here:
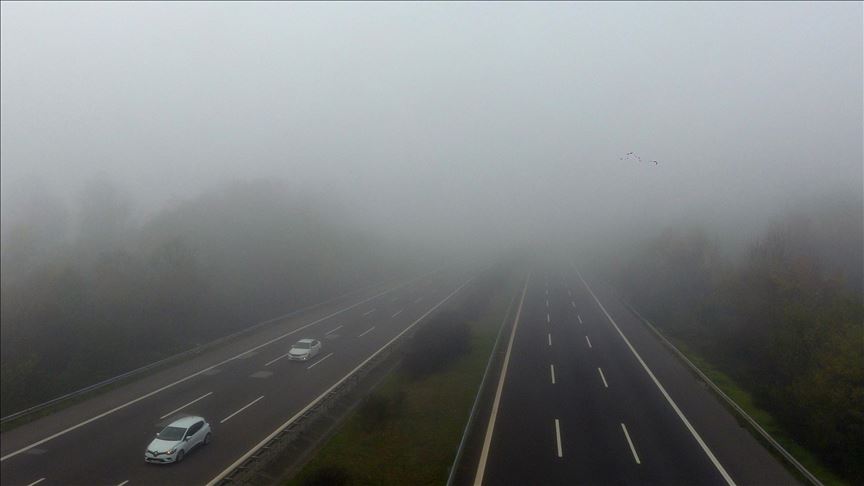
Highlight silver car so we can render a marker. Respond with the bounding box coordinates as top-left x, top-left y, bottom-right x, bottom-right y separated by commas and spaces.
145, 416, 211, 464
288, 338, 322, 361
